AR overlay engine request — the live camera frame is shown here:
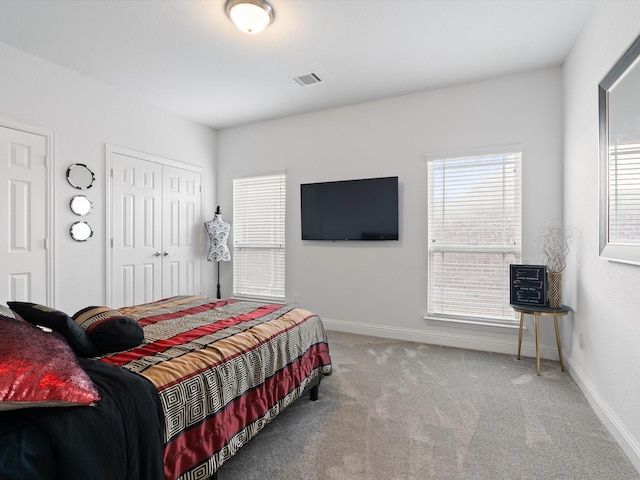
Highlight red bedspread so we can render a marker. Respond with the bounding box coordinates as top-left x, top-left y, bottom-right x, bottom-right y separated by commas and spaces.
98, 296, 332, 479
